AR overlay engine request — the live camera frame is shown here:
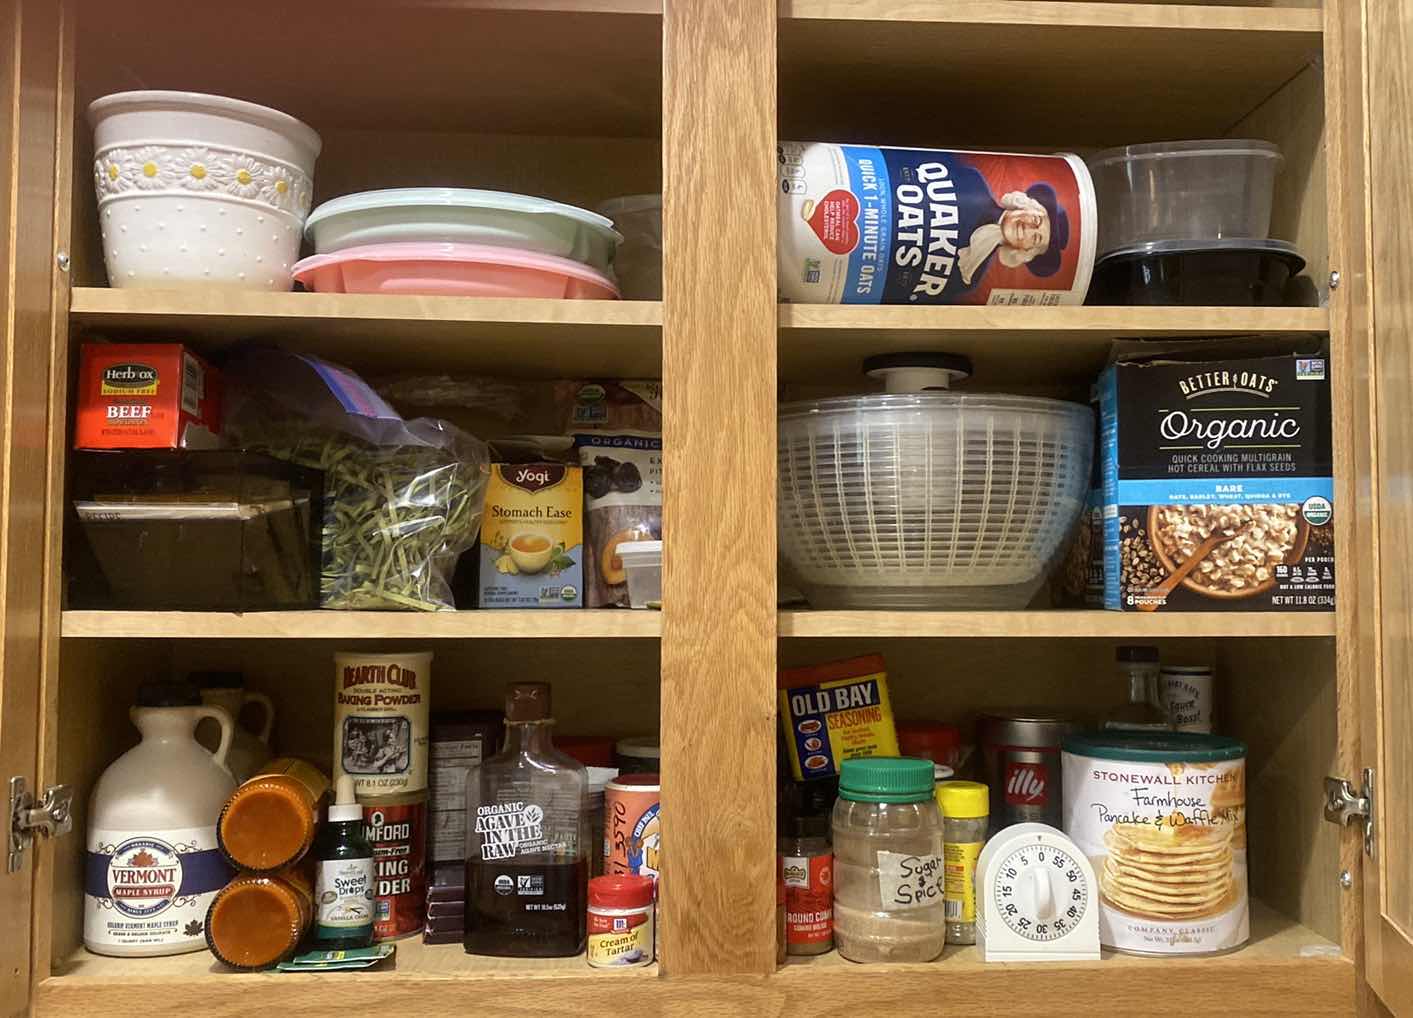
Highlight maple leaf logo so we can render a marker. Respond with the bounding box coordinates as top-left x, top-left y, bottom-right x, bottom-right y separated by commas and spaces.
184, 920, 203, 937
127, 849, 157, 867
